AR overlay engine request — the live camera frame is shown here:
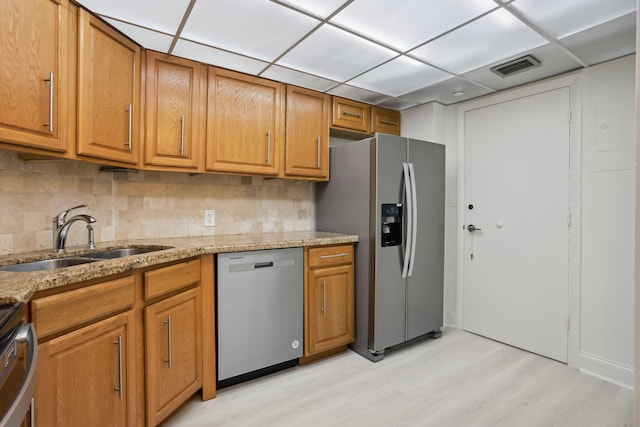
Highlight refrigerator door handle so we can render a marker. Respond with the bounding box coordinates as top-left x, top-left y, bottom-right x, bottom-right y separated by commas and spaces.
401, 162, 413, 278
408, 162, 418, 277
